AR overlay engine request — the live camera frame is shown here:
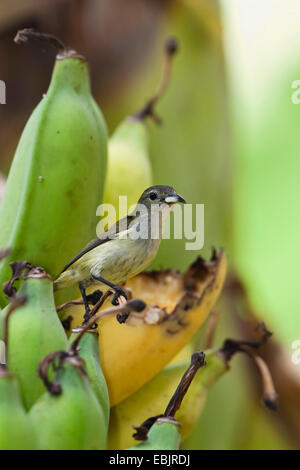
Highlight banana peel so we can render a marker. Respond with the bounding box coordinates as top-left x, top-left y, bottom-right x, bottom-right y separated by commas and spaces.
61, 249, 227, 406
